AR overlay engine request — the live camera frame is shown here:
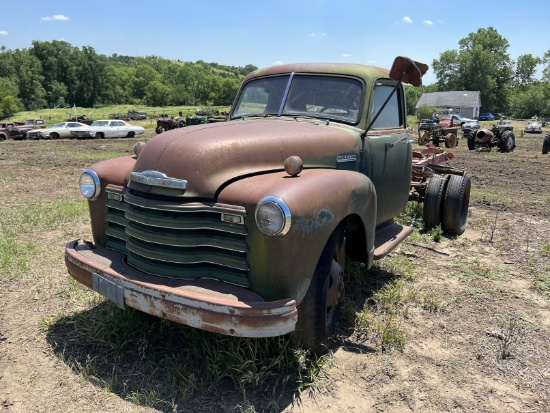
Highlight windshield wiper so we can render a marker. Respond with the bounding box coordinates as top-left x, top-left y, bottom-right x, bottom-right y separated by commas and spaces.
237, 114, 274, 120
291, 114, 330, 125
